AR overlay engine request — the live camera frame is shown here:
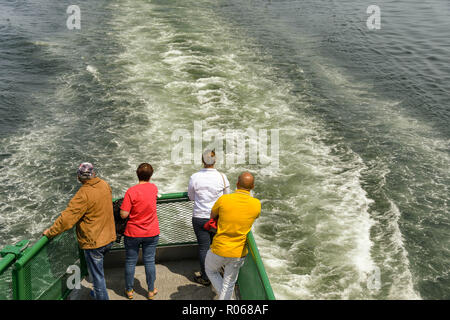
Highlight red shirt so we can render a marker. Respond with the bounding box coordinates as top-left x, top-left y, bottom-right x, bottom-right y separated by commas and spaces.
120, 183, 159, 237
